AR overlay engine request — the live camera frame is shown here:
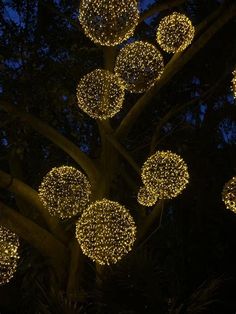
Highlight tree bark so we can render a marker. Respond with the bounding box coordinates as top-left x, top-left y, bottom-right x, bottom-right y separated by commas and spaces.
0, 101, 100, 187
0, 169, 68, 242
0, 201, 67, 278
